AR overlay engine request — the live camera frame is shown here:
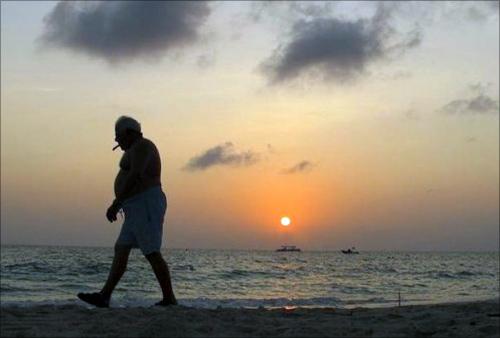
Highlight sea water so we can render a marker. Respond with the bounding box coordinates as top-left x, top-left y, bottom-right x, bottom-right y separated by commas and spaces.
1, 245, 498, 308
